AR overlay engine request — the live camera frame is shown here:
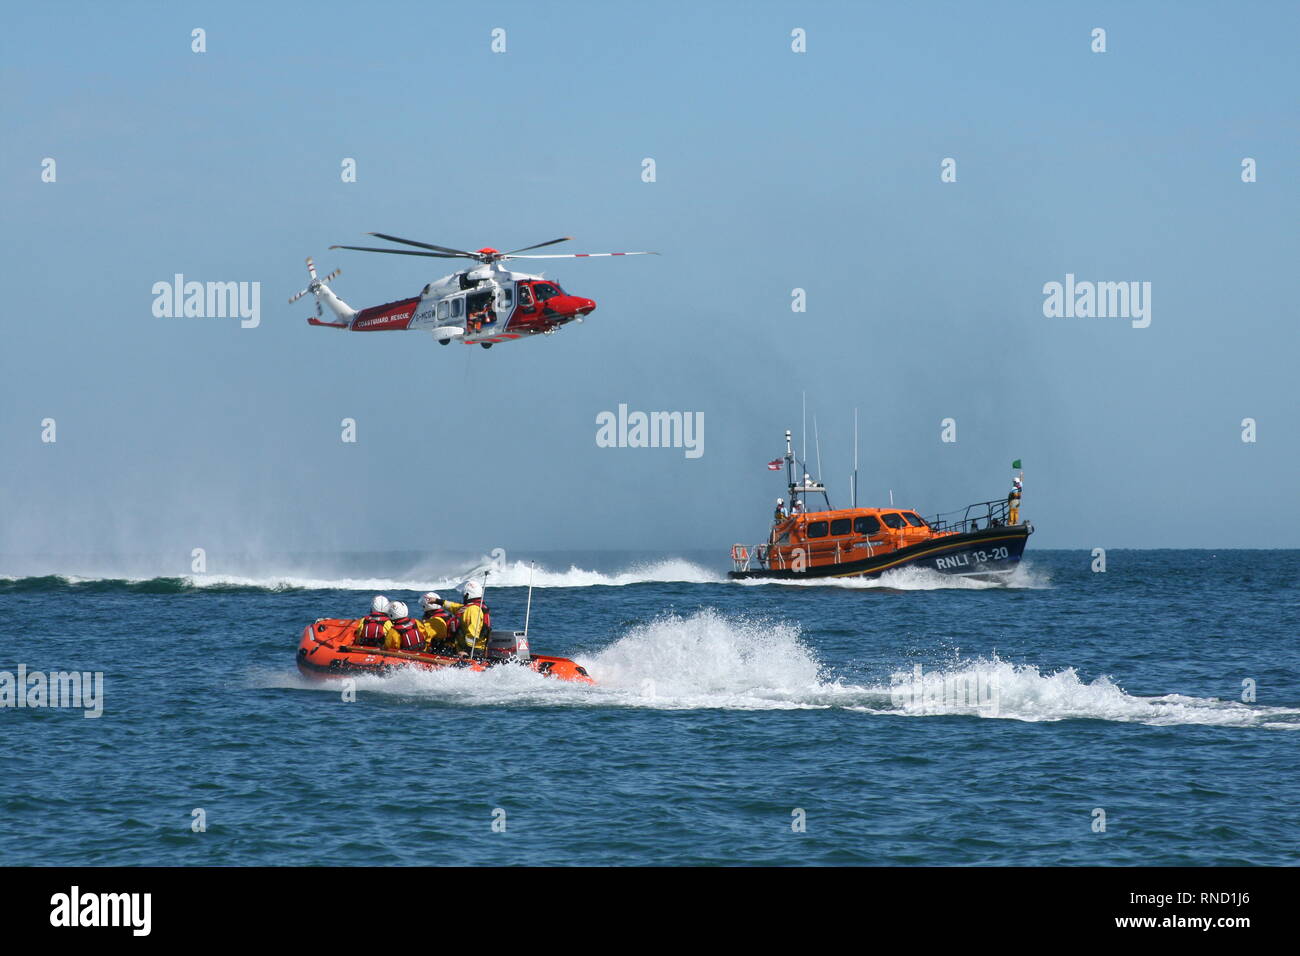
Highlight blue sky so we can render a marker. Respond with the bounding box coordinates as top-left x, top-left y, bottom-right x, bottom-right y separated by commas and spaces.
1, 0, 1296, 568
